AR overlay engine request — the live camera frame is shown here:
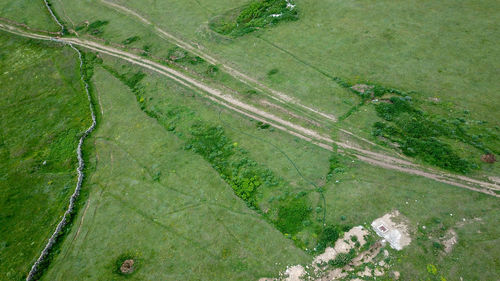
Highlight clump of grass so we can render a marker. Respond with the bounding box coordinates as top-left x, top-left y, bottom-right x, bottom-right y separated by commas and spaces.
329, 249, 356, 267
167, 46, 205, 65
256, 121, 271, 129
209, 0, 298, 37
122, 36, 140, 45
185, 123, 280, 208
326, 154, 345, 182
267, 68, 279, 76
206, 64, 219, 76
275, 197, 311, 235
76, 20, 109, 35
